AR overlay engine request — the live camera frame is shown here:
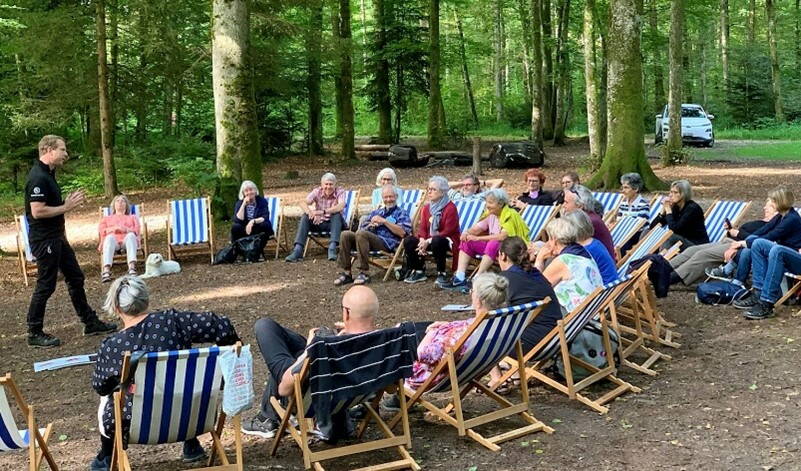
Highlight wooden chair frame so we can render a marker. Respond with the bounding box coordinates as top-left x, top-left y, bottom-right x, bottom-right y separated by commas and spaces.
703, 199, 752, 243
609, 216, 647, 260
0, 374, 58, 471
304, 190, 361, 258
15, 215, 36, 286
166, 197, 215, 264
269, 360, 420, 471
266, 197, 289, 259
97, 205, 150, 270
